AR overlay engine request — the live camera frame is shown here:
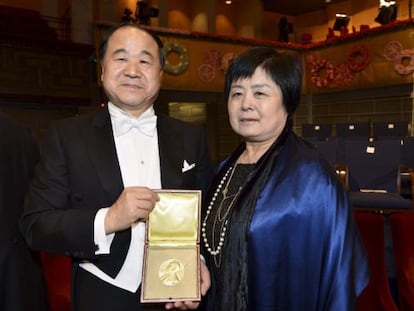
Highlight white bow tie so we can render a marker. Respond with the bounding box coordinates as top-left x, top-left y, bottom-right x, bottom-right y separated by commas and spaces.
113, 115, 157, 137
